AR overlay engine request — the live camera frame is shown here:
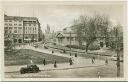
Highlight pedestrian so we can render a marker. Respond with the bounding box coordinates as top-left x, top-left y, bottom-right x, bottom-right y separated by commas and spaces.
54, 60, 57, 68
69, 58, 73, 65
93, 56, 95, 61
70, 53, 71, 56
105, 59, 108, 65
52, 50, 54, 54
43, 58, 46, 65
75, 53, 77, 57
97, 71, 101, 78
92, 58, 95, 64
